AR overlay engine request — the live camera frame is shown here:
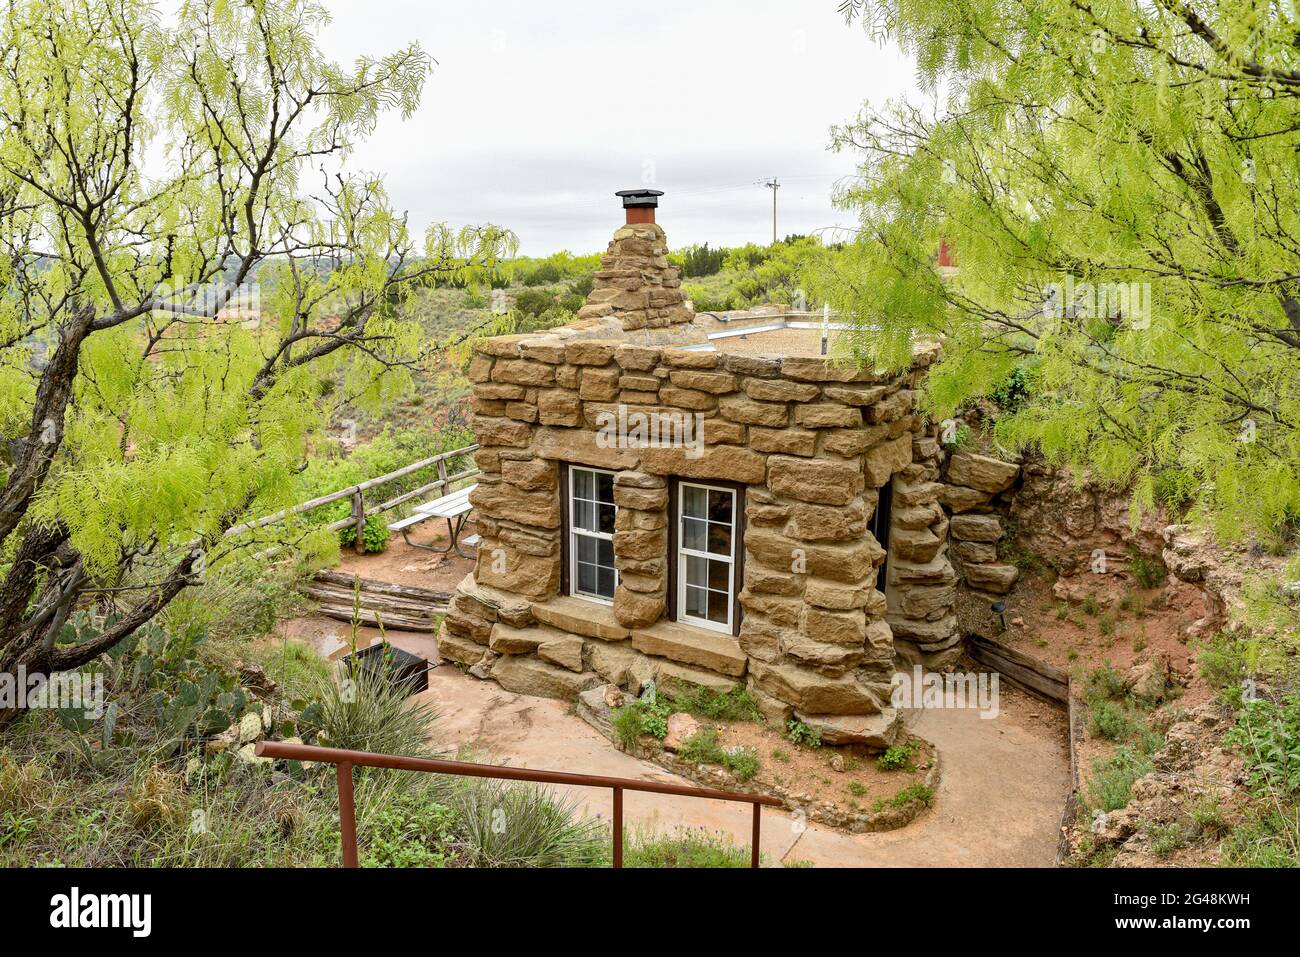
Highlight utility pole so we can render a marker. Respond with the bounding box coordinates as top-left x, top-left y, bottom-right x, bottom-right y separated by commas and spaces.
765, 177, 779, 245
